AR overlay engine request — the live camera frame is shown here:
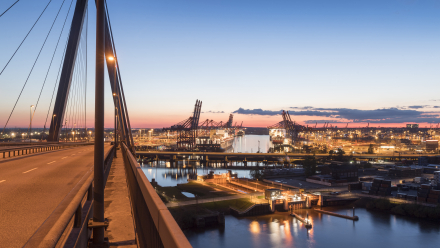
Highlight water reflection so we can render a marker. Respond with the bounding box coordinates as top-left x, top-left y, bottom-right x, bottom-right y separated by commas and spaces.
184, 208, 440, 248
249, 221, 260, 234
141, 164, 251, 187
